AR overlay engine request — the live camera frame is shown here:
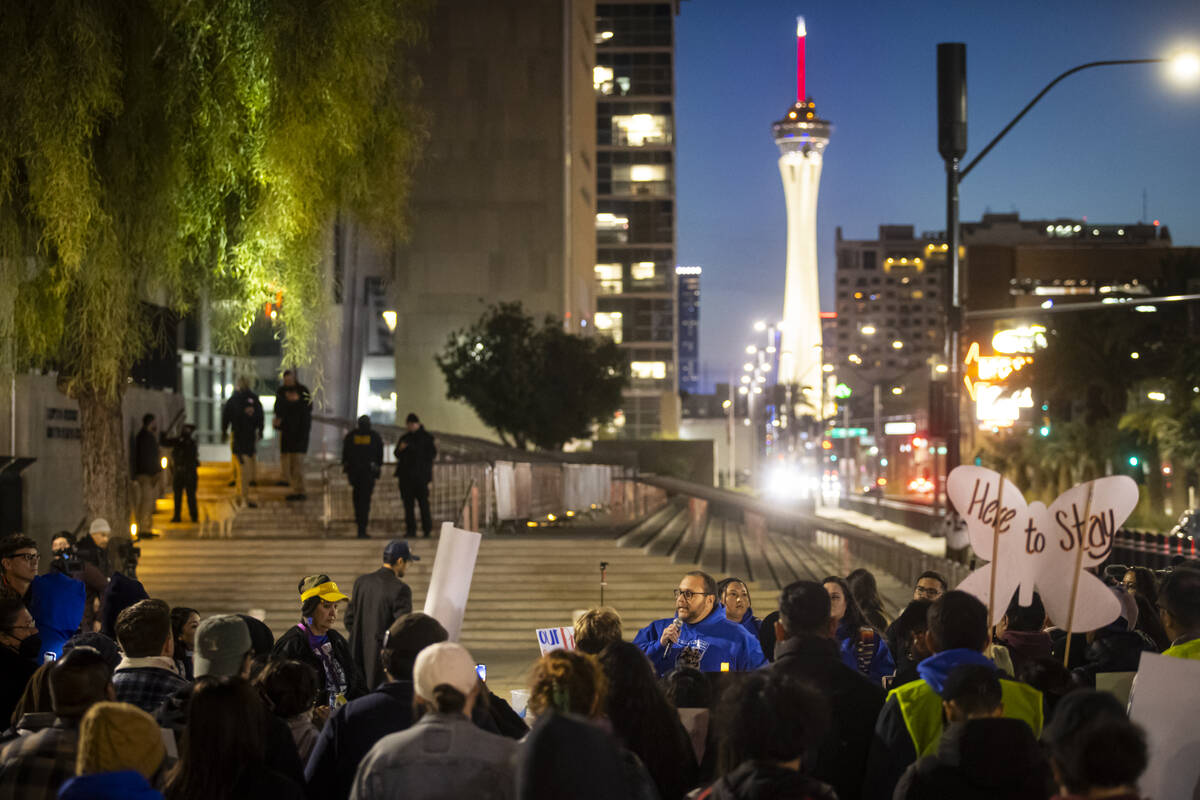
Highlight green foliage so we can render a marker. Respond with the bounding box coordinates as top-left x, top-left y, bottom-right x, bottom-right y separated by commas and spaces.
0, 0, 429, 398
436, 302, 629, 450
